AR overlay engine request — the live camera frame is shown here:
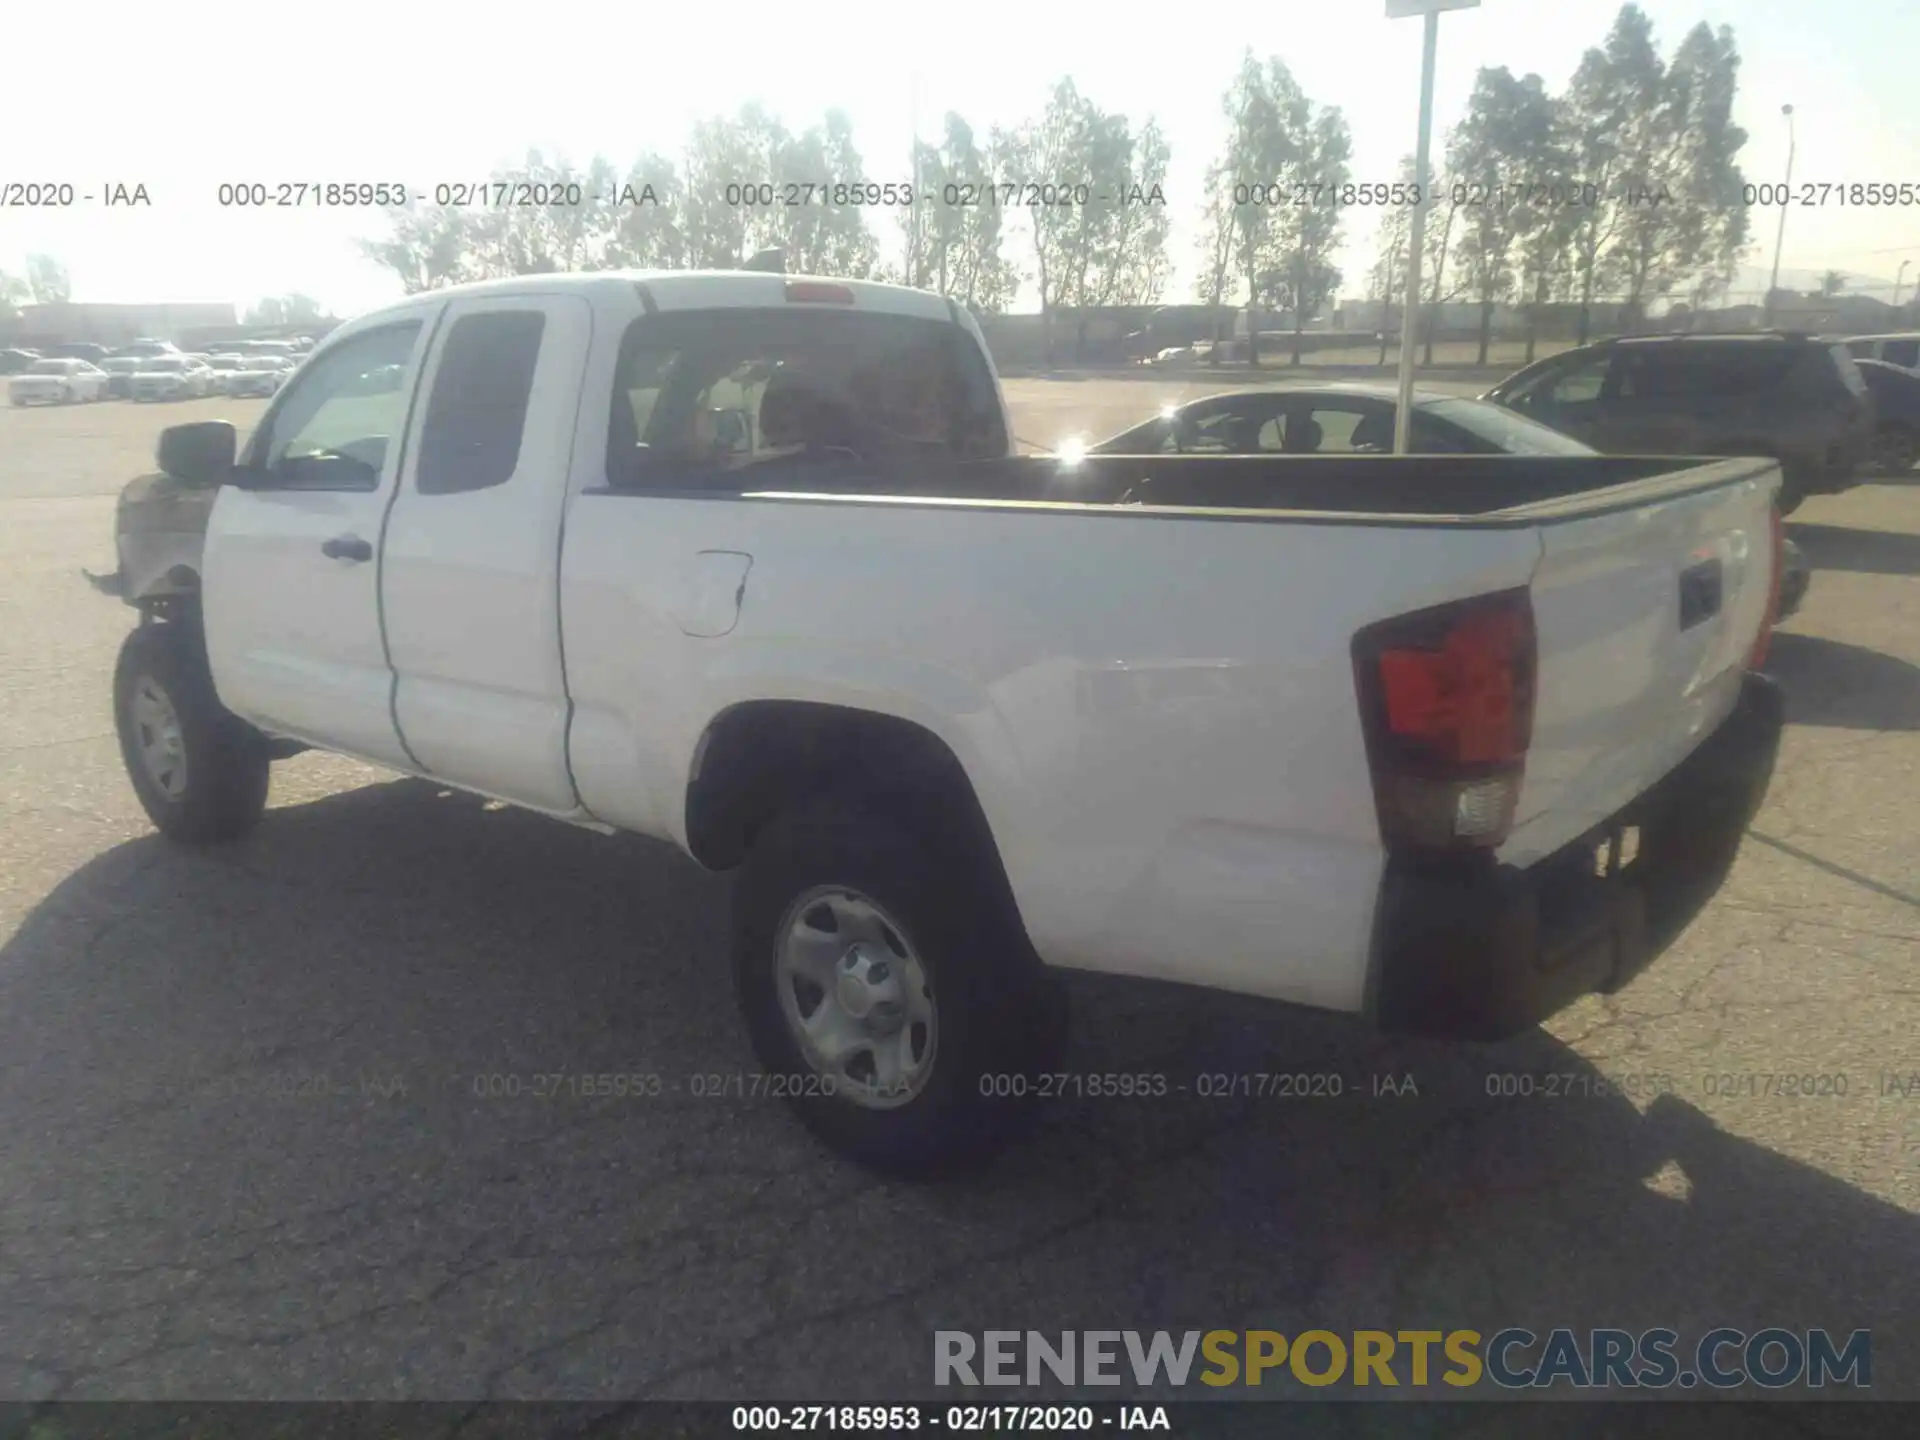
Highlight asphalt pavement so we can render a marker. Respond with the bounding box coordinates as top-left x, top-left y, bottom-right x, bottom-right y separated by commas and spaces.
0, 387, 1914, 1413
